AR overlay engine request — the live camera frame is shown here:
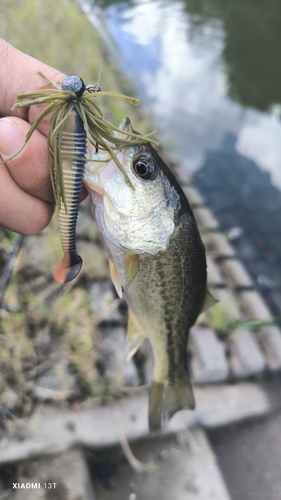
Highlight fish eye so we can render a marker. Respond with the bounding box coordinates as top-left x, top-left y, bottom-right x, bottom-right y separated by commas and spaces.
132, 155, 157, 180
